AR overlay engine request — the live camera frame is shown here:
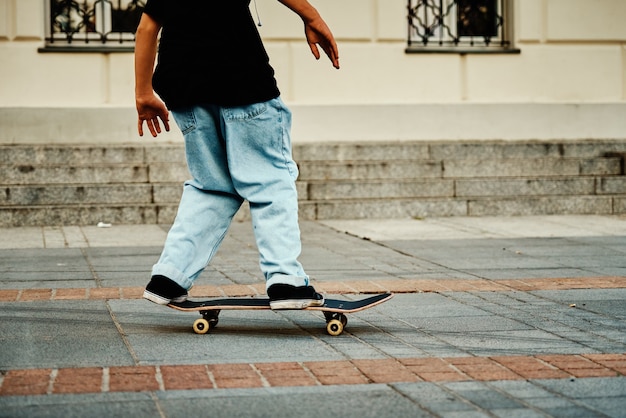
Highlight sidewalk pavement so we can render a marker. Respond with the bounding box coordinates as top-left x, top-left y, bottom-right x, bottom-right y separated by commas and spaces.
0, 215, 624, 417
